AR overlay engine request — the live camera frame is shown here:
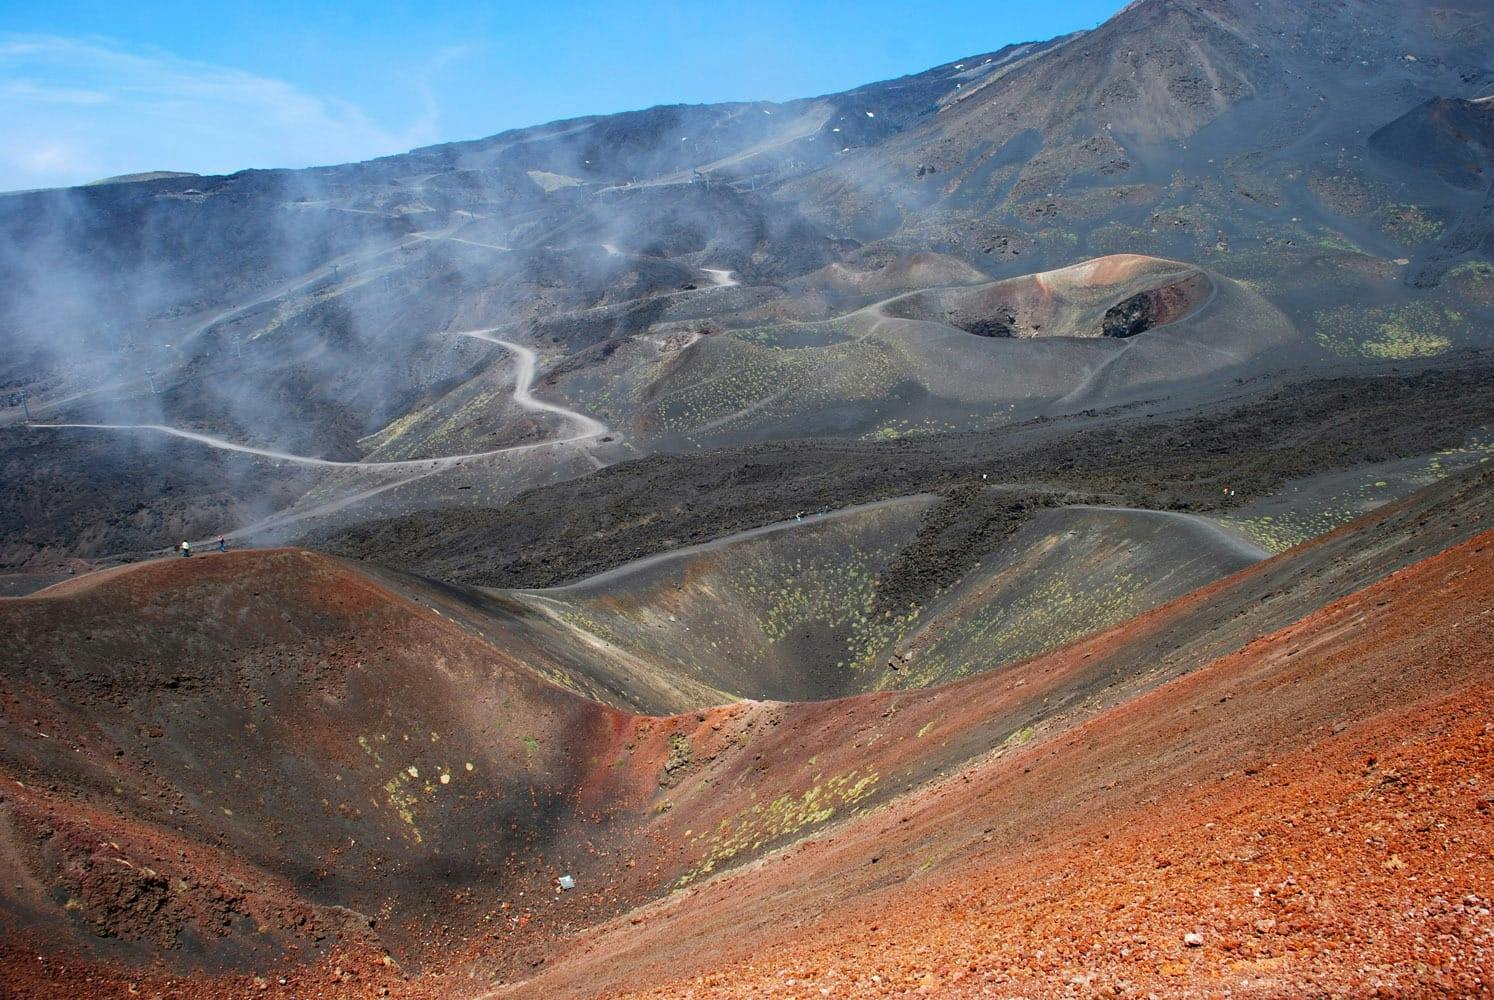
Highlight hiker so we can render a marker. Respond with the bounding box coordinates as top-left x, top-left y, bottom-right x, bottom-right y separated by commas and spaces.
180, 540, 192, 558
217, 536, 227, 553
